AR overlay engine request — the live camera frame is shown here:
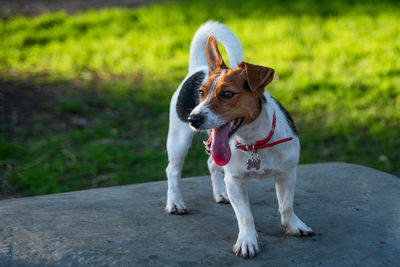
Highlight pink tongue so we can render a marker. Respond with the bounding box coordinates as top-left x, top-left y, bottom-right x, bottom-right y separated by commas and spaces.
210, 122, 231, 166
